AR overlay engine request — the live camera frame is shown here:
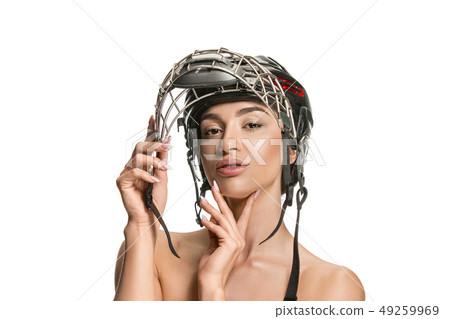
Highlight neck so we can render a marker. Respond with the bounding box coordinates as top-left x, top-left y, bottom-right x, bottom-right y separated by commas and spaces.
223, 180, 292, 264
